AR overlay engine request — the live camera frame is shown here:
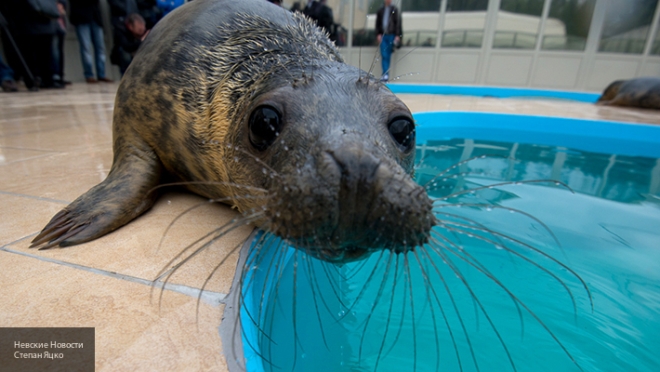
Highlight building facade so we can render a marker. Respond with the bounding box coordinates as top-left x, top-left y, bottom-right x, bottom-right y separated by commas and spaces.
324, 0, 660, 91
